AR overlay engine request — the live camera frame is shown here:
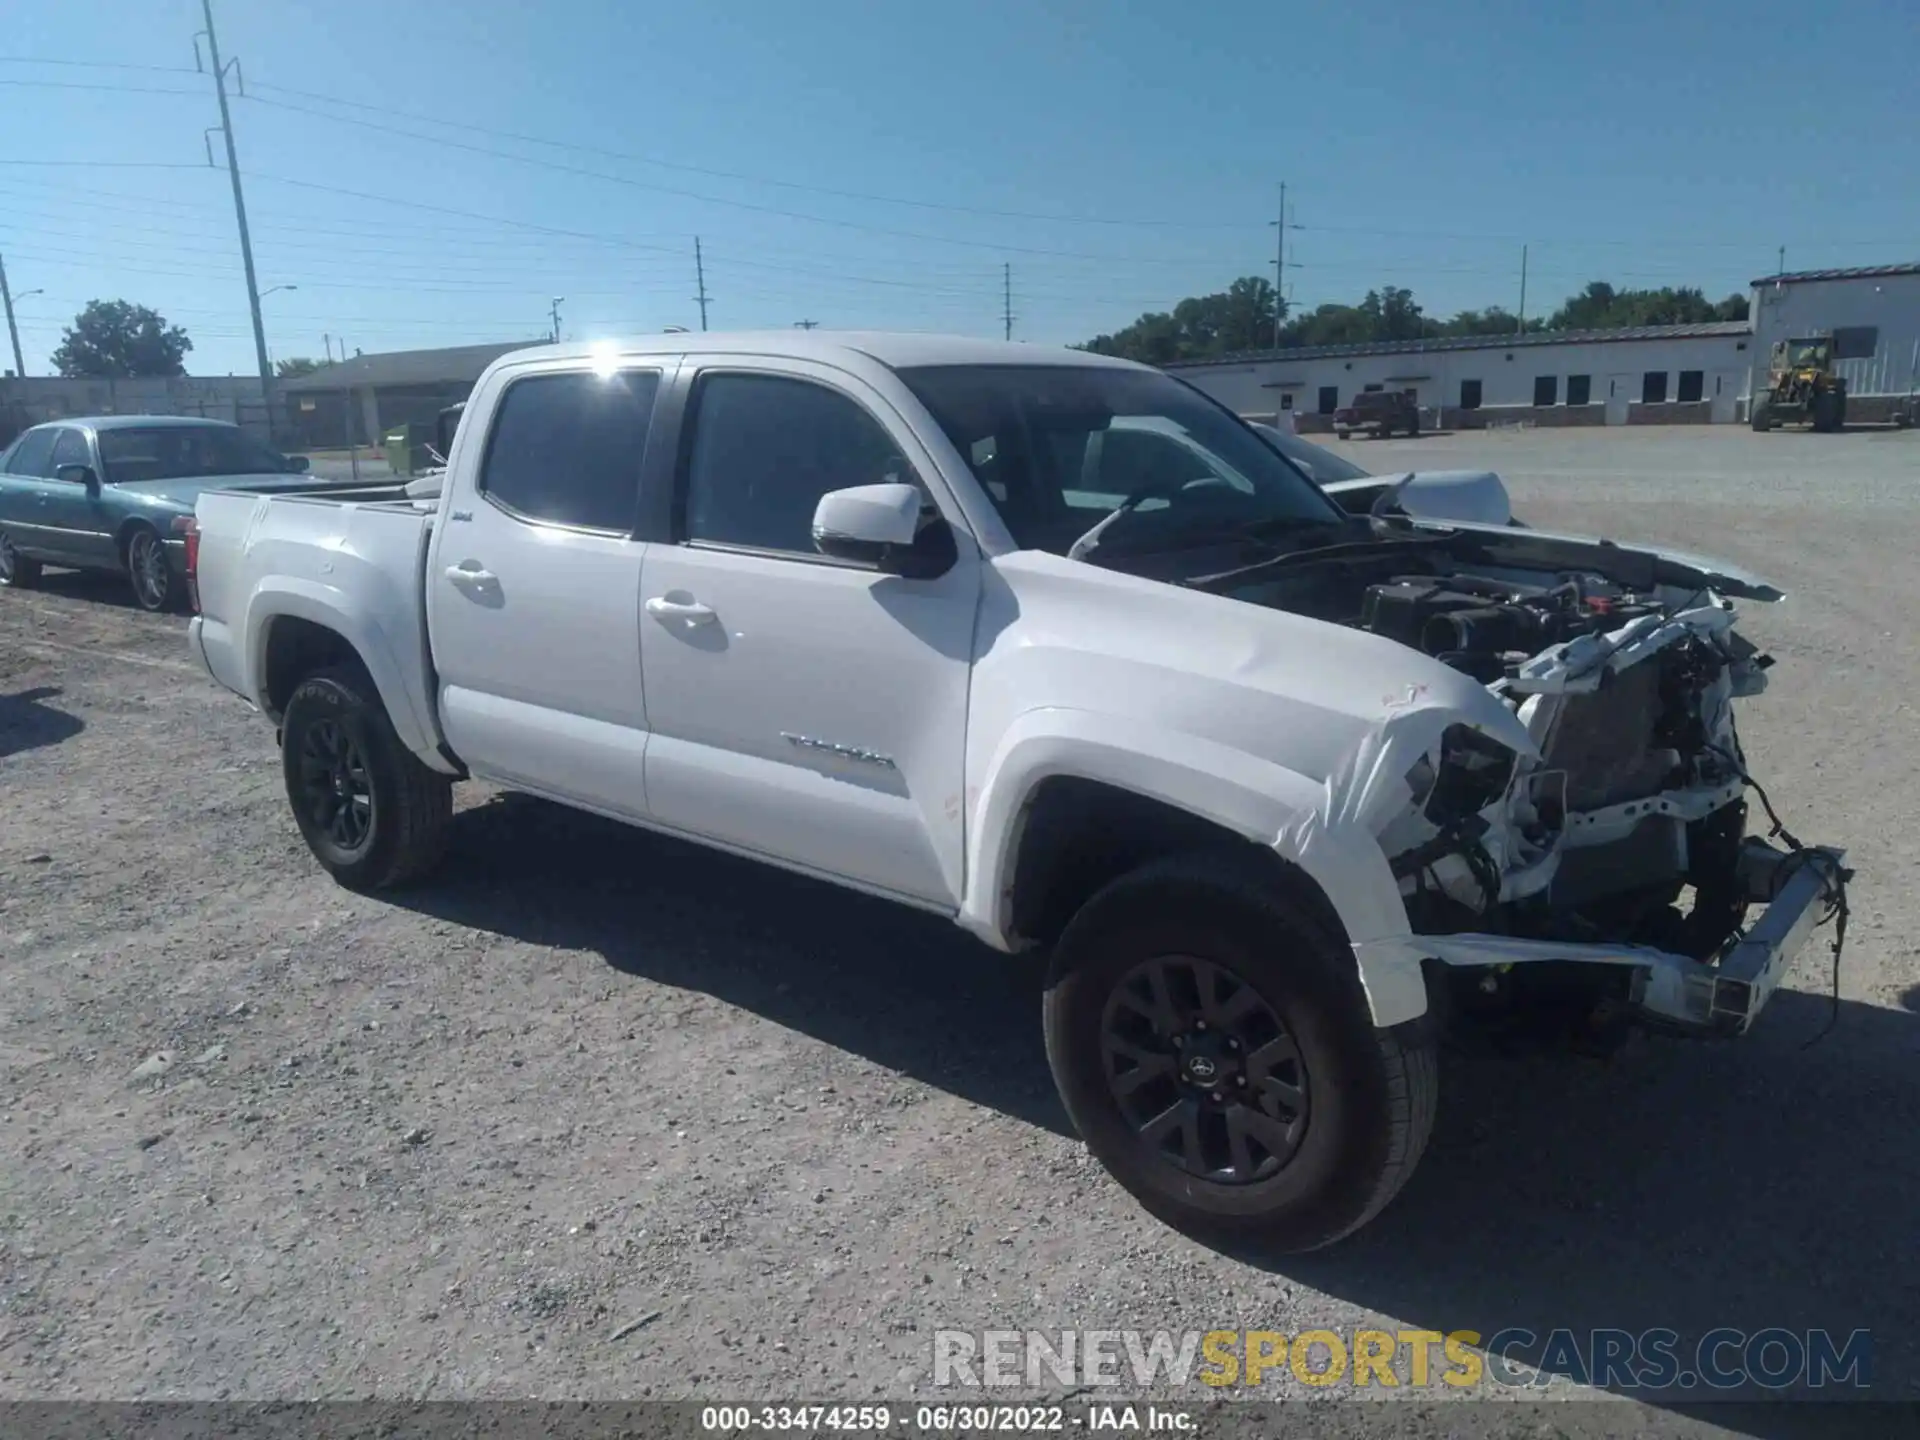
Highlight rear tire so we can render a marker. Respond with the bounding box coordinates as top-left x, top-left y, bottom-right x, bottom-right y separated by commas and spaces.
1042, 853, 1437, 1252
0, 531, 41, 589
124, 526, 178, 612
280, 665, 452, 891
1750, 399, 1772, 431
